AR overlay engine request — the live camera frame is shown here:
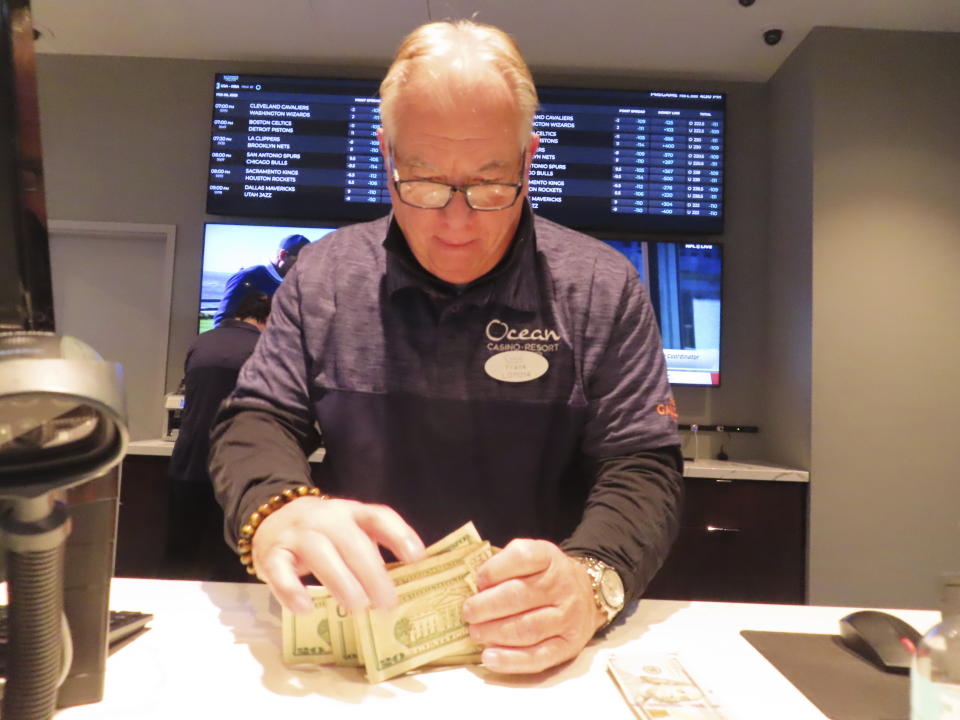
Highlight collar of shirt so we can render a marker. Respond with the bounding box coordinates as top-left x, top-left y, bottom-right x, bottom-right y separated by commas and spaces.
218, 318, 261, 334
265, 262, 283, 284
382, 201, 539, 313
